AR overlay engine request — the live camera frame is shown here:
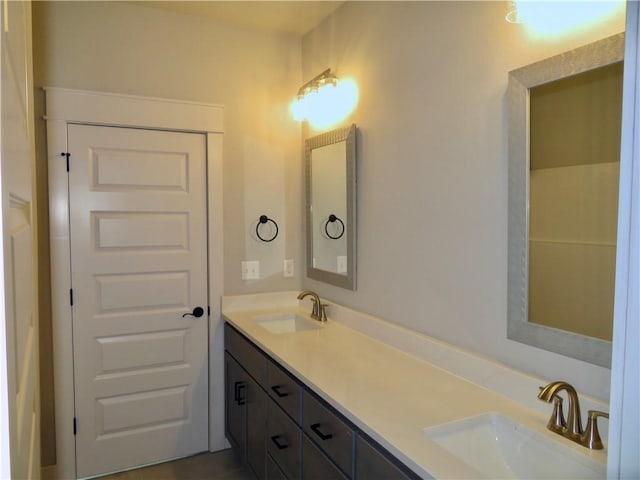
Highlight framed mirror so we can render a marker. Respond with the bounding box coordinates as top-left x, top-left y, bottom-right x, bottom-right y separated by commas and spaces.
305, 124, 357, 290
507, 33, 624, 368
